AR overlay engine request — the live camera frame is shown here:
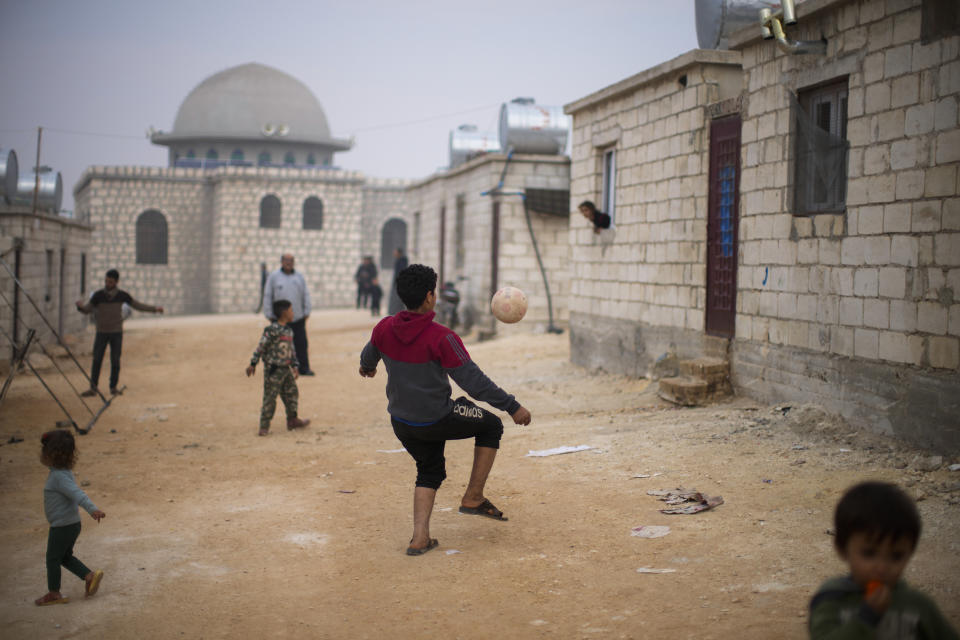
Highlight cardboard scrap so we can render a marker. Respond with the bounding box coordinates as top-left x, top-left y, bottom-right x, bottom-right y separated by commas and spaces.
647, 488, 724, 515
525, 445, 593, 457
